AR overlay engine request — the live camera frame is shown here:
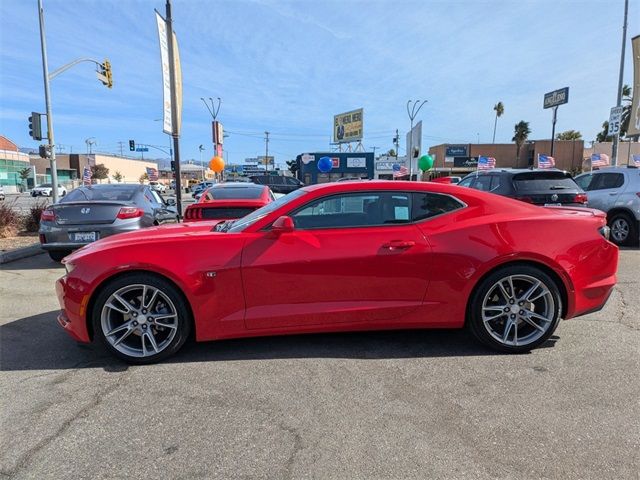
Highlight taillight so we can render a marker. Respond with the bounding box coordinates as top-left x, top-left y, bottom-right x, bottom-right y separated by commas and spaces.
599, 225, 611, 240
117, 207, 144, 219
39, 234, 46, 244
574, 193, 588, 204
185, 207, 202, 220
40, 208, 55, 222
